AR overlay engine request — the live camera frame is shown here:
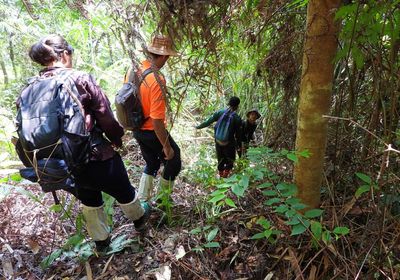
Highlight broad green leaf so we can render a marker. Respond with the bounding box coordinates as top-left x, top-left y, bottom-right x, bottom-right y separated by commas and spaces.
304, 209, 324, 218
257, 218, 270, 229
274, 204, 289, 213
257, 182, 273, 189
216, 183, 231, 189
107, 235, 135, 254
264, 229, 273, 238
355, 185, 370, 198
225, 174, 239, 182
232, 184, 246, 197
286, 153, 298, 163
285, 197, 301, 205
250, 232, 266, 239
10, 173, 22, 182
262, 190, 277, 196
203, 242, 220, 248
190, 227, 202, 235
285, 209, 297, 218
239, 175, 250, 188
276, 183, 288, 191
63, 234, 84, 250
280, 149, 289, 155
355, 172, 372, 184
298, 149, 310, 158
333, 227, 350, 236
40, 249, 63, 269
210, 189, 228, 196
208, 193, 226, 203
207, 228, 219, 242
290, 222, 308, 236
265, 197, 281, 206
292, 203, 307, 210
322, 230, 331, 244
286, 216, 300, 226
0, 177, 8, 183
272, 230, 282, 236
203, 225, 212, 231
281, 188, 297, 197
49, 204, 62, 212
225, 198, 237, 208
311, 221, 322, 240
253, 170, 264, 180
